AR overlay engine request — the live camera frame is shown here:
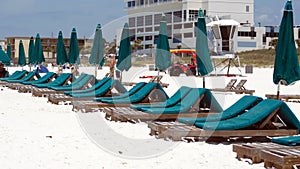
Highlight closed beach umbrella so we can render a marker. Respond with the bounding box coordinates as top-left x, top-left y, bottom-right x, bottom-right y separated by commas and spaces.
34, 33, 45, 64
196, 9, 213, 87
68, 28, 80, 65
89, 24, 104, 67
155, 15, 171, 73
18, 40, 26, 66
56, 31, 68, 65
28, 36, 35, 65
0, 46, 11, 66
117, 23, 131, 72
273, 0, 300, 98
6, 43, 11, 60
